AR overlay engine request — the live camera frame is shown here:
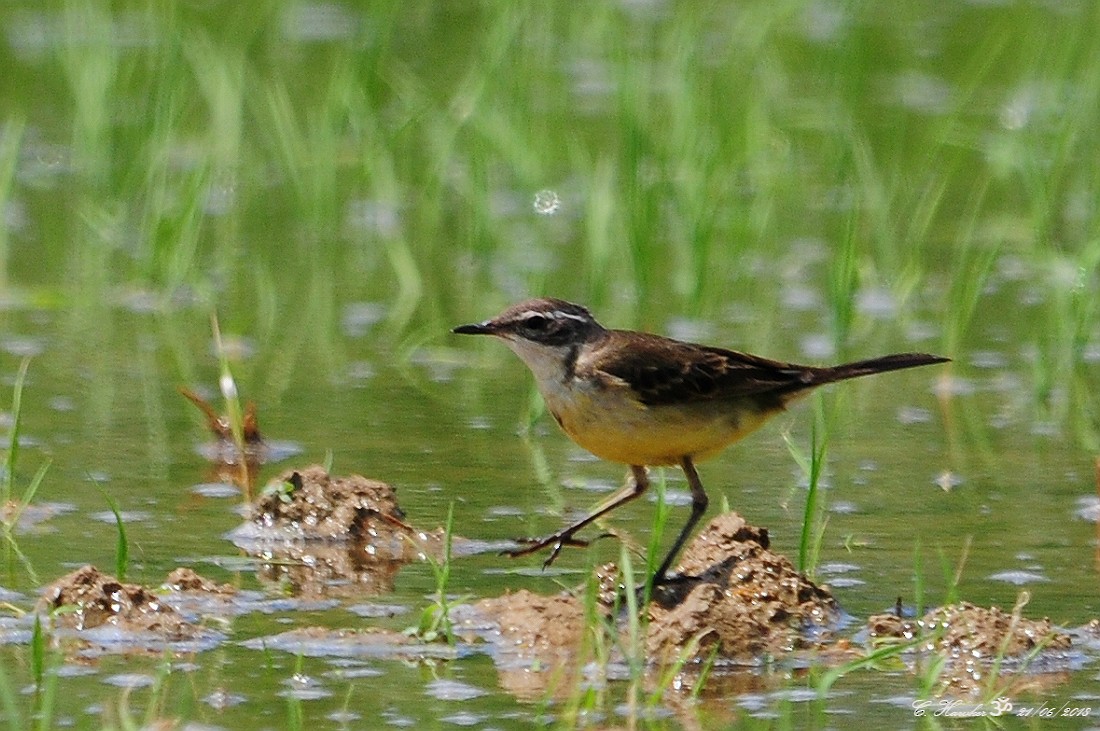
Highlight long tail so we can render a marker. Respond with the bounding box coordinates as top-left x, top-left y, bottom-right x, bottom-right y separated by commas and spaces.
816, 352, 950, 385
